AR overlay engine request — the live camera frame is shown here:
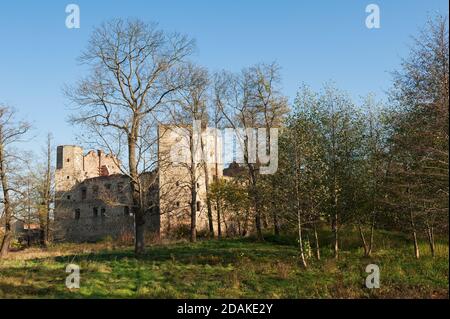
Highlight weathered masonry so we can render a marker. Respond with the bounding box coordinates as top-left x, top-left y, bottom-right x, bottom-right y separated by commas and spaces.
54, 145, 158, 242
54, 125, 229, 242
